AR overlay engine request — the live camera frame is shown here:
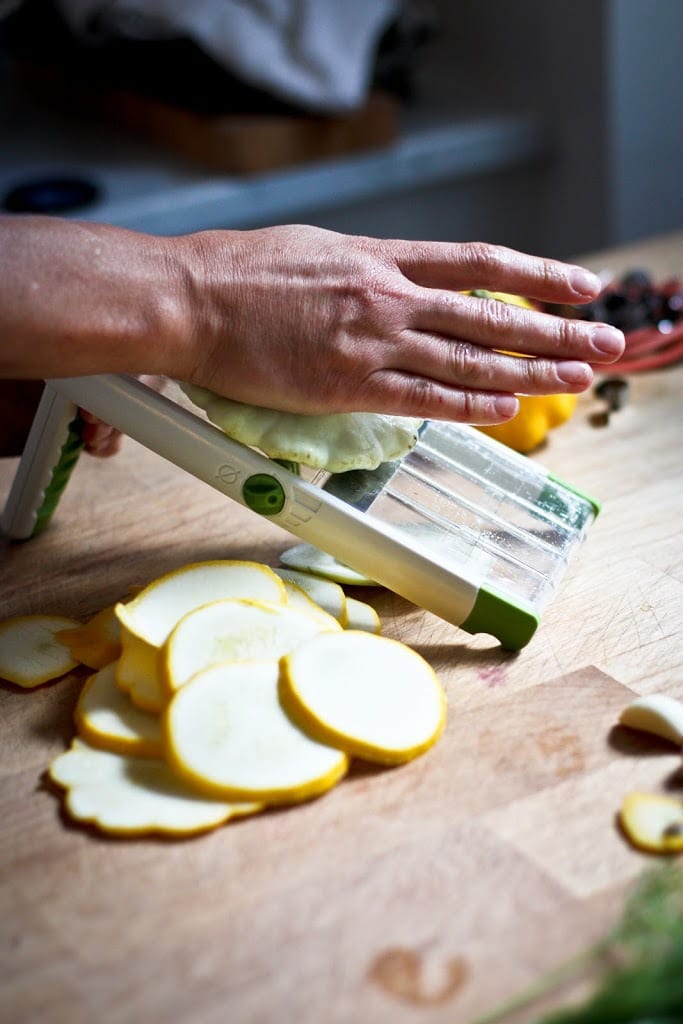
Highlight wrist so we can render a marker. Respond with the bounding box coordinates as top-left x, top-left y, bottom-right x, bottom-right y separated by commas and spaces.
165, 228, 250, 388
136, 232, 197, 380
